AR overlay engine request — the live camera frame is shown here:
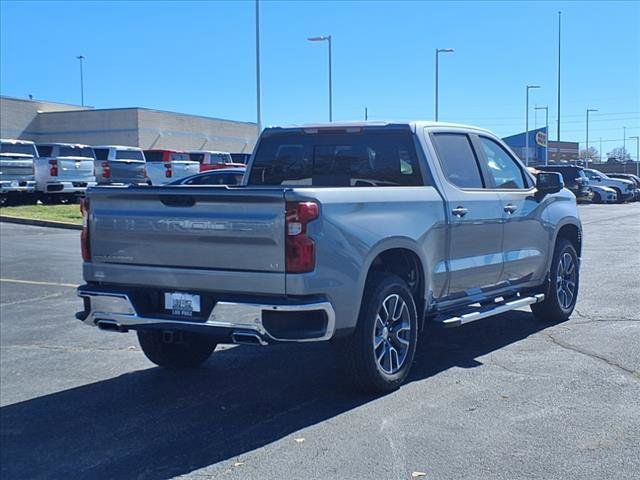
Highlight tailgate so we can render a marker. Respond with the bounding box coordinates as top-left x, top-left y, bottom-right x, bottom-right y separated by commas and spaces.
0, 157, 34, 180
58, 157, 95, 181
89, 186, 286, 273
171, 160, 200, 178
109, 160, 146, 183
